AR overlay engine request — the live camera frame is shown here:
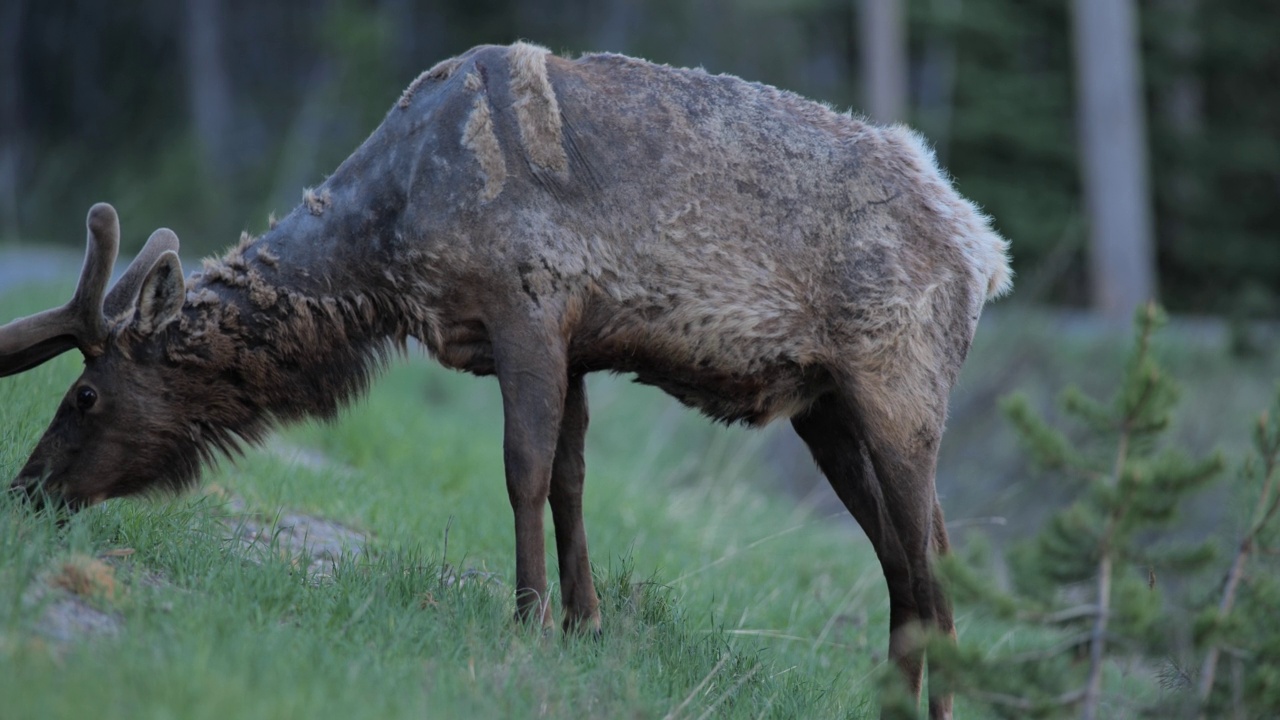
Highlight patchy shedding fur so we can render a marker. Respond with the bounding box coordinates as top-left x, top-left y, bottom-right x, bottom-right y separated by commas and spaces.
507, 42, 568, 173
257, 245, 279, 267
399, 56, 464, 108
302, 187, 331, 216
125, 254, 406, 495
462, 90, 507, 202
